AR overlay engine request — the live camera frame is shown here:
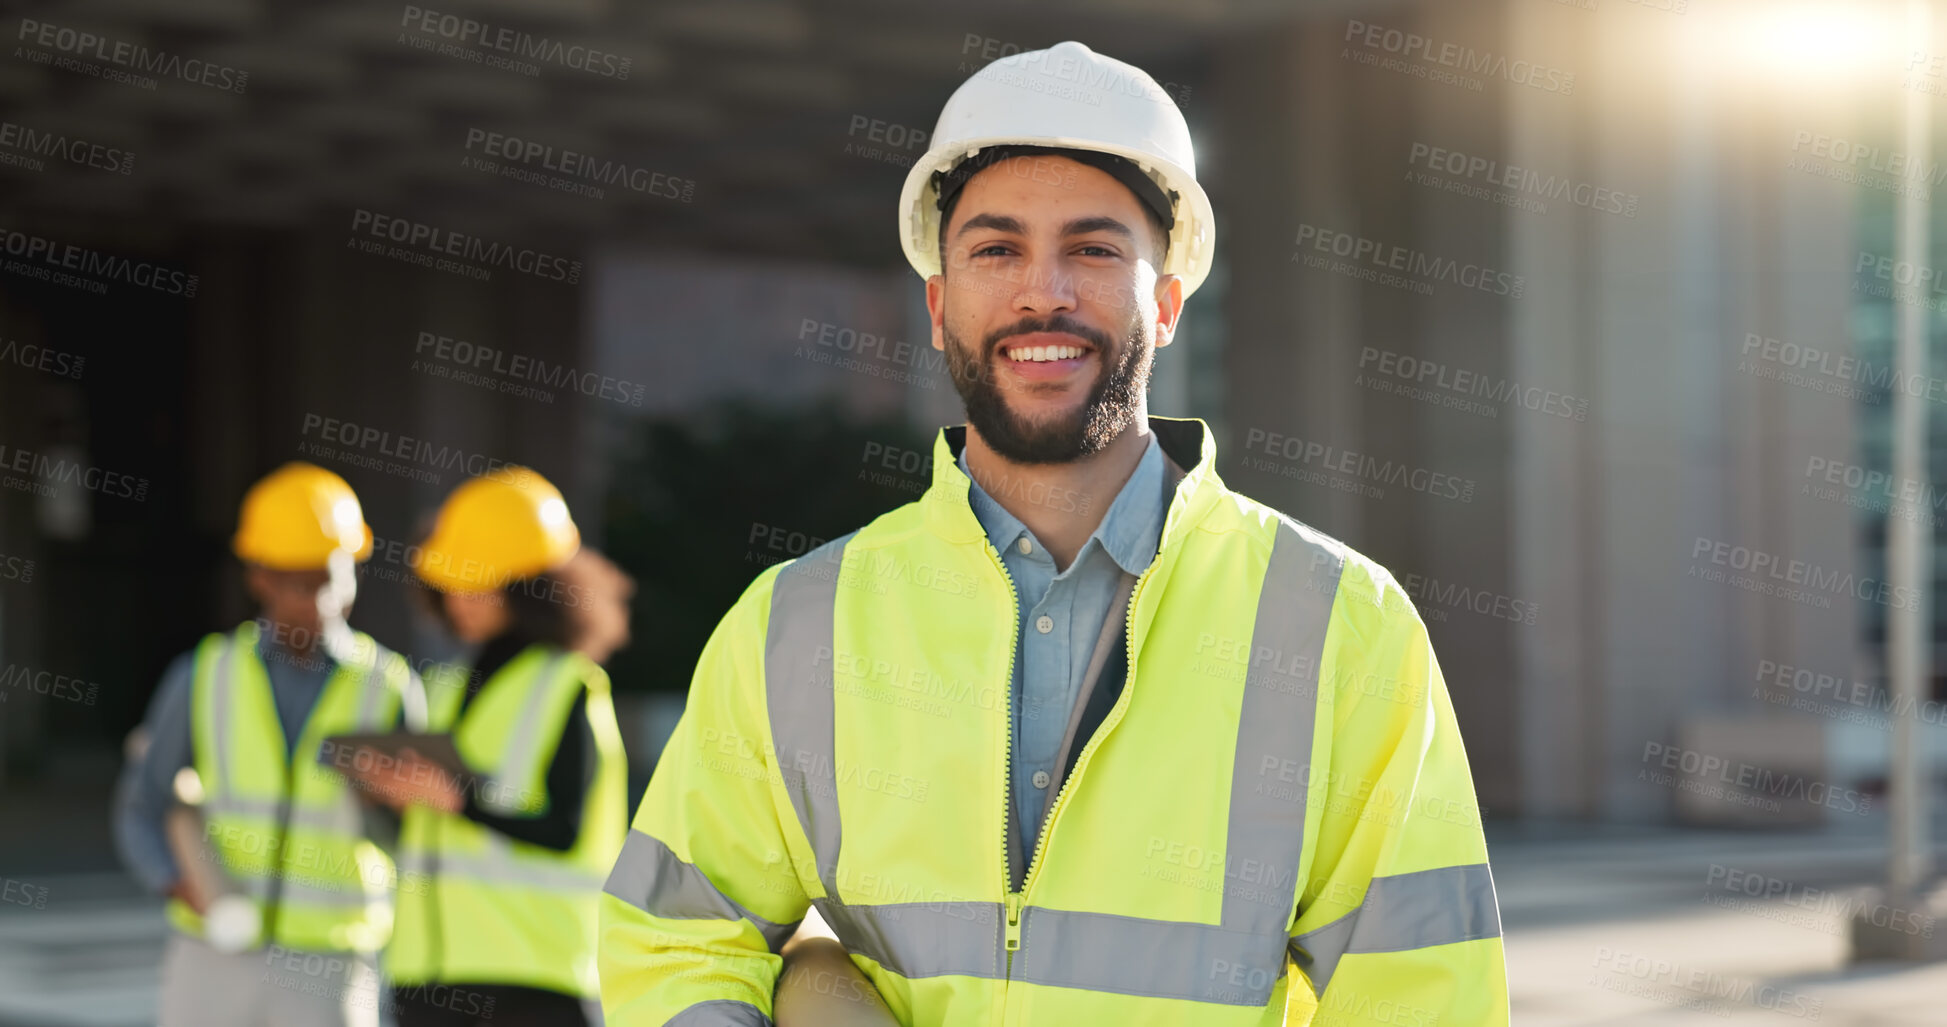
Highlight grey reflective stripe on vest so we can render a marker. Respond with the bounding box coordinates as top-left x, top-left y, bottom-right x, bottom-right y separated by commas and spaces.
205, 795, 361, 834
210, 636, 237, 793
1290, 862, 1502, 994
231, 872, 274, 902
604, 829, 800, 952
764, 533, 854, 895
274, 877, 377, 908
223, 864, 373, 906
1223, 521, 1341, 935
353, 651, 391, 730
480, 652, 572, 814
813, 898, 1002, 981
429, 852, 604, 892
665, 1000, 773, 1027
400, 835, 606, 893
